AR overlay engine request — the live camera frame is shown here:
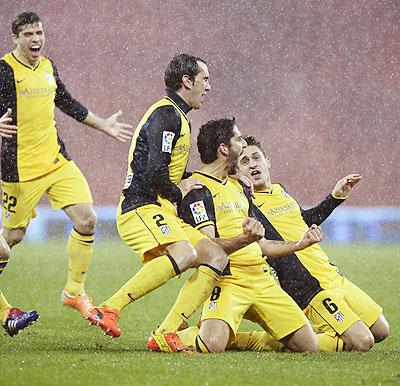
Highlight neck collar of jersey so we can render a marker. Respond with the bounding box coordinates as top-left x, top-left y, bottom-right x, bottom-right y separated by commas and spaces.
165, 89, 191, 114
194, 171, 228, 185
11, 52, 40, 70
255, 187, 273, 194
